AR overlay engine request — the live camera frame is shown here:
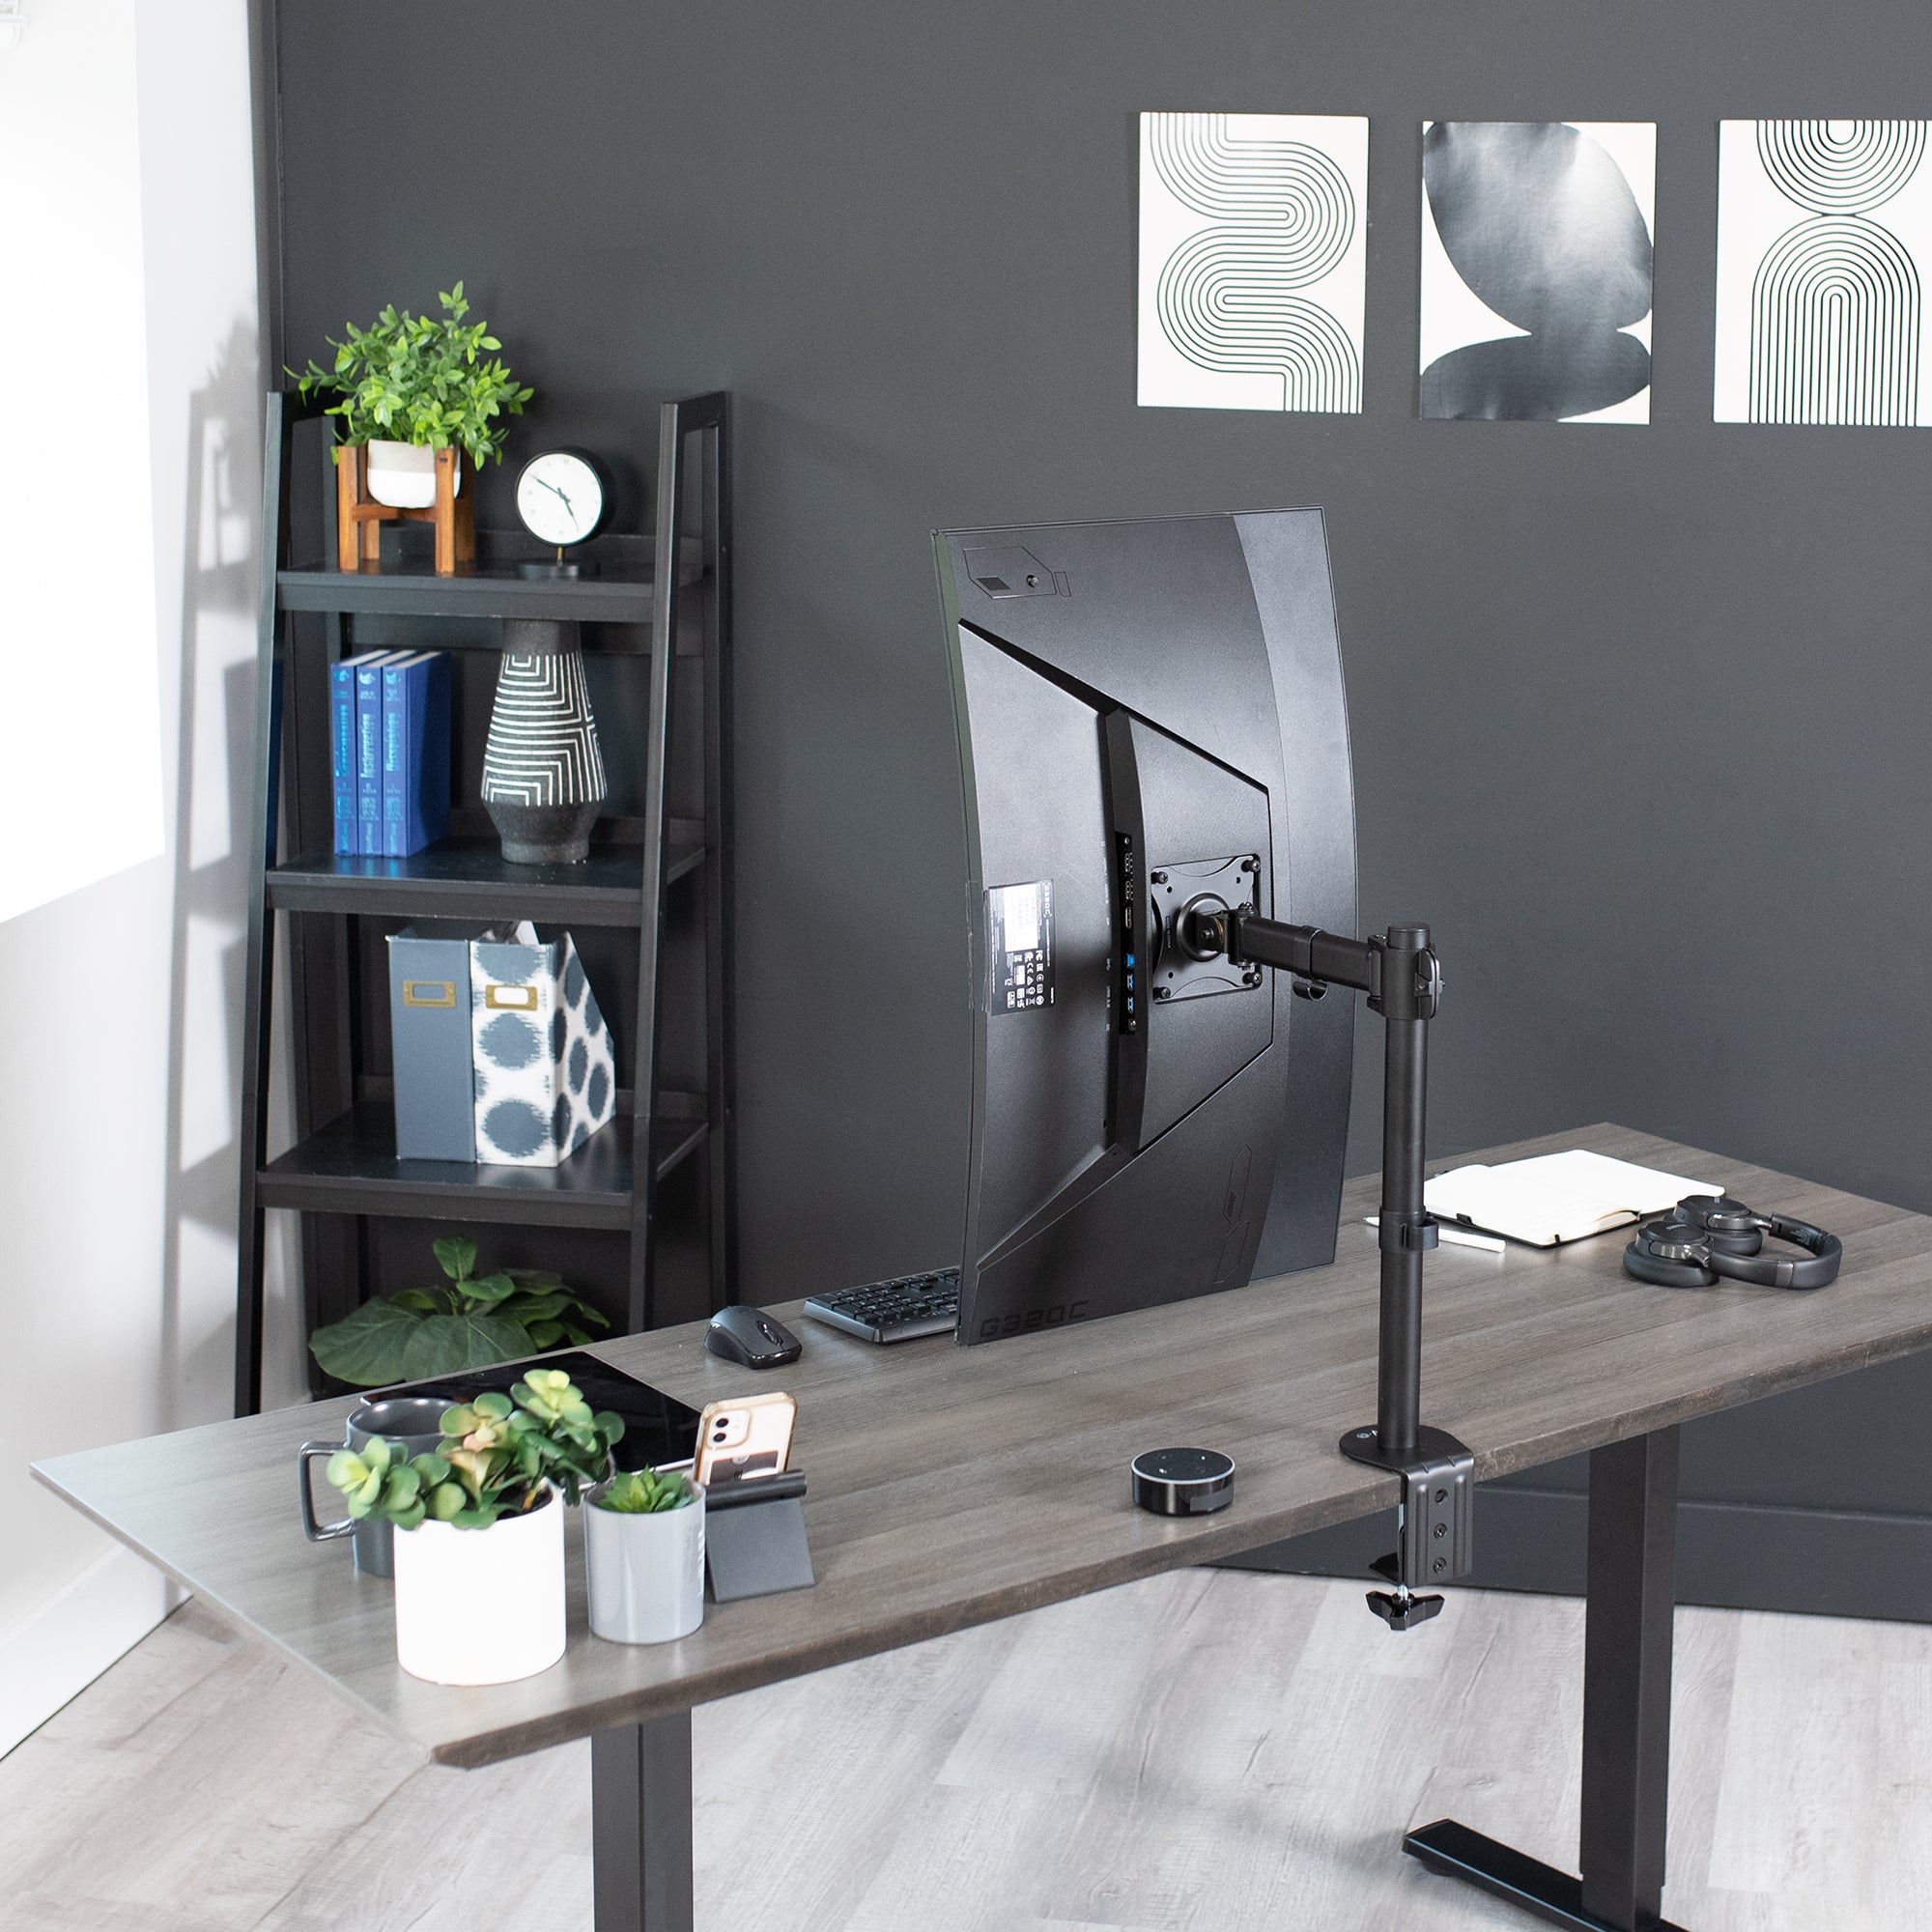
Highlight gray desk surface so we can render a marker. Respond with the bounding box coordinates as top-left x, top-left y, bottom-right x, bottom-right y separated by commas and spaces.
33, 1123, 1932, 1769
